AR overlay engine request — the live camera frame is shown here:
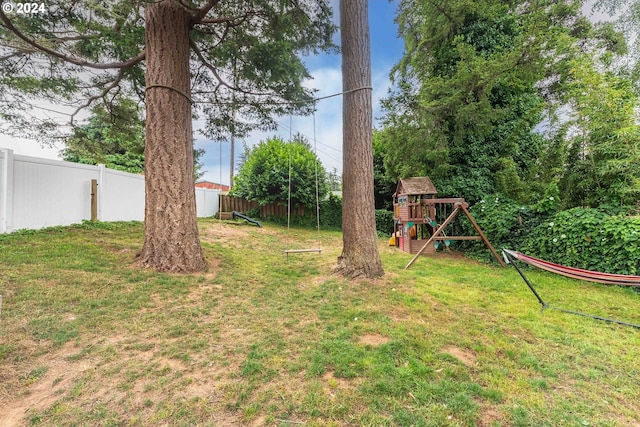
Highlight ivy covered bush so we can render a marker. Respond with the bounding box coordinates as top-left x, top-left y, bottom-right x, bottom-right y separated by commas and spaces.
463, 191, 640, 274
521, 207, 640, 275
462, 194, 548, 260
319, 194, 342, 229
